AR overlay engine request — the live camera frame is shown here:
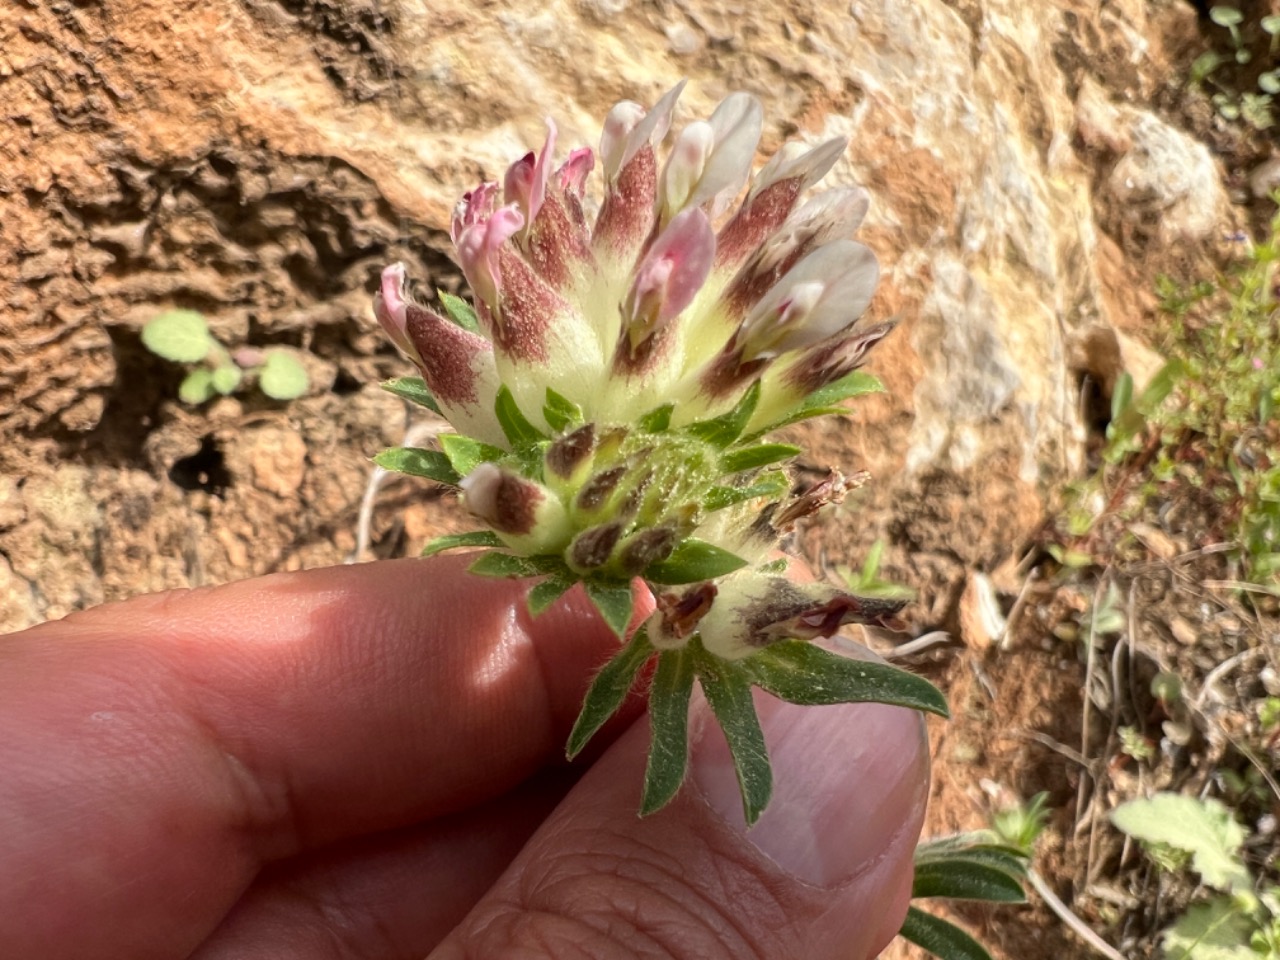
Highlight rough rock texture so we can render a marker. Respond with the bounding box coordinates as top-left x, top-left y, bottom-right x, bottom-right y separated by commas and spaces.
0, 0, 1236, 631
